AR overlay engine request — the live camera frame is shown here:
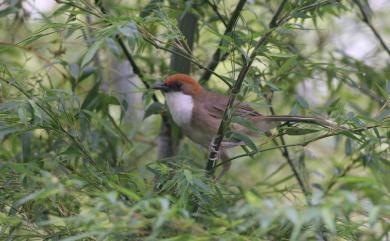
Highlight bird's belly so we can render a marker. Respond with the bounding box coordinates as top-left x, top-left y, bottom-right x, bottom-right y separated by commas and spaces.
181, 125, 214, 148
